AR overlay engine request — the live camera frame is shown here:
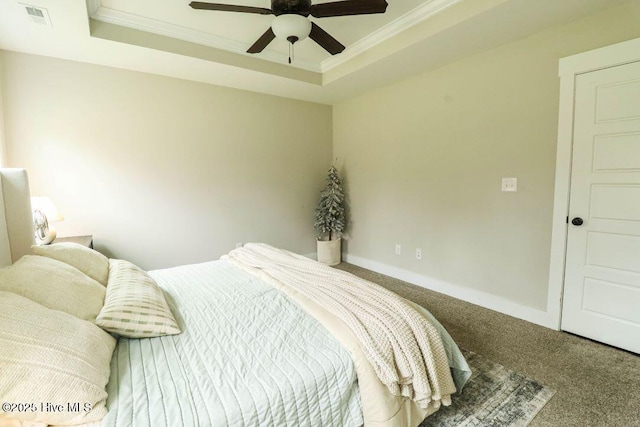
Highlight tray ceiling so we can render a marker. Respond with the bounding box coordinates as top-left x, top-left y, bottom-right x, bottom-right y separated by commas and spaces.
0, 0, 632, 104
88, 0, 441, 72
